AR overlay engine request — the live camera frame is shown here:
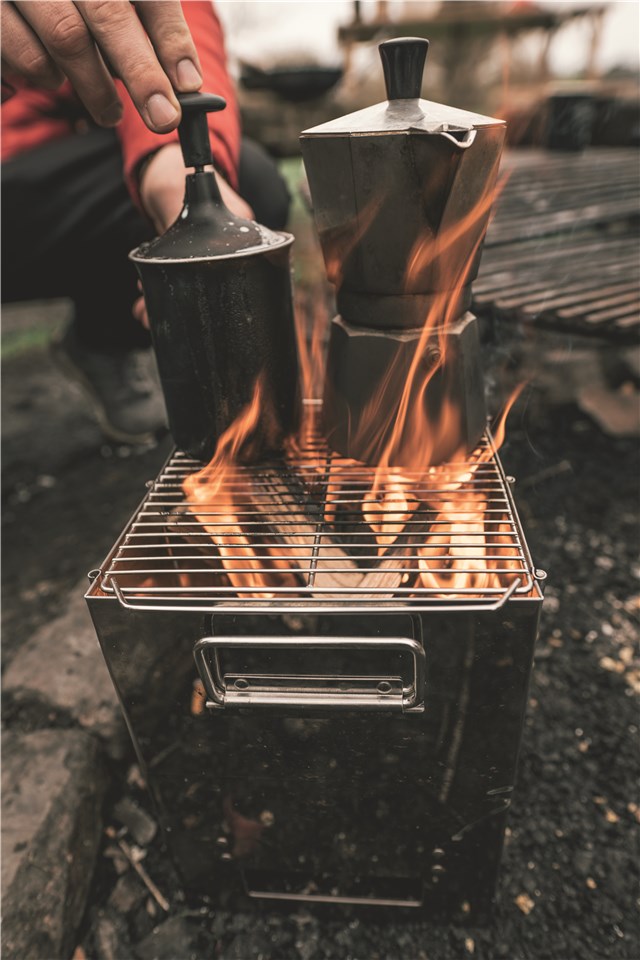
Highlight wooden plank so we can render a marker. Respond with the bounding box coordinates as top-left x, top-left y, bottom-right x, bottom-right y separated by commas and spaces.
519, 280, 640, 315
584, 301, 640, 326
558, 291, 640, 320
